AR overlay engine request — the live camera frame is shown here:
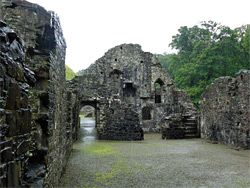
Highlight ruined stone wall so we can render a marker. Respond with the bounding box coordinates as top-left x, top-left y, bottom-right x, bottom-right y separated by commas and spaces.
200, 70, 250, 149
98, 99, 143, 140
68, 44, 198, 140
66, 79, 80, 141
1, 0, 71, 187
0, 20, 36, 187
